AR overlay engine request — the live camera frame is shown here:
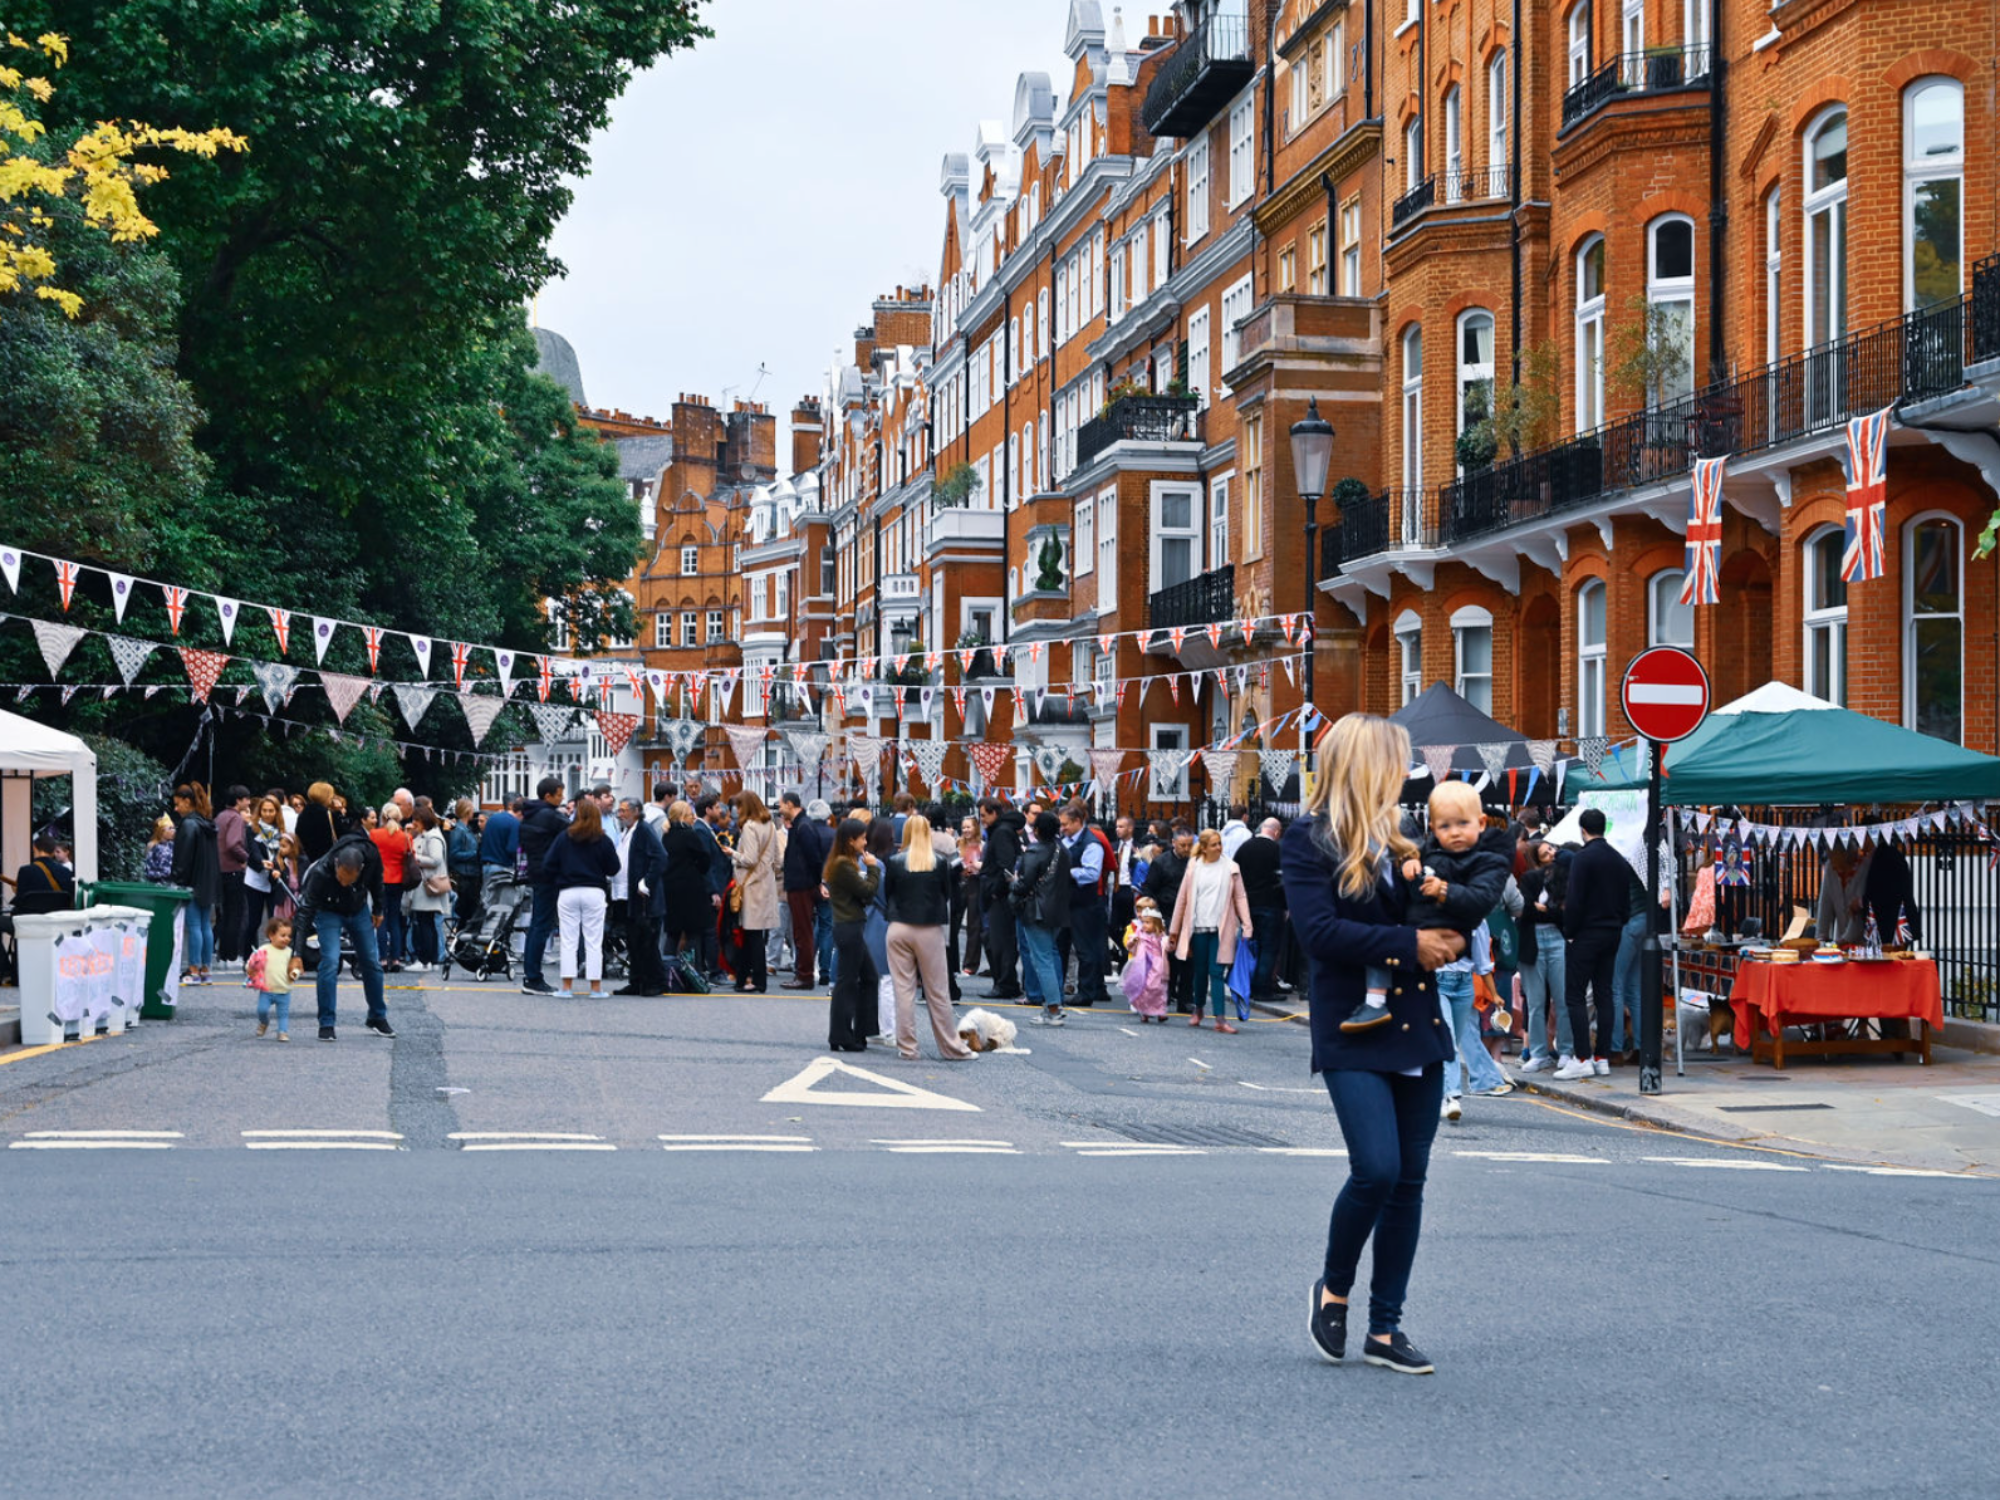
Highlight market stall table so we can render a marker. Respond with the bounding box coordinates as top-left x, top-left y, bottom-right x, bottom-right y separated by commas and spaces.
1729, 959, 1941, 1068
